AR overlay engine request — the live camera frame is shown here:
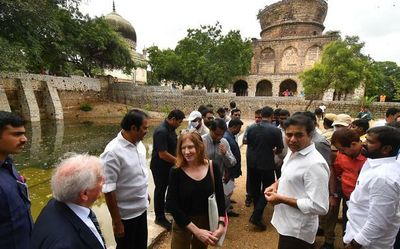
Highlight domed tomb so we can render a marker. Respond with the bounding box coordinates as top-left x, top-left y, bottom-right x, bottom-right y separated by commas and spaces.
258, 0, 328, 39
104, 10, 137, 50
